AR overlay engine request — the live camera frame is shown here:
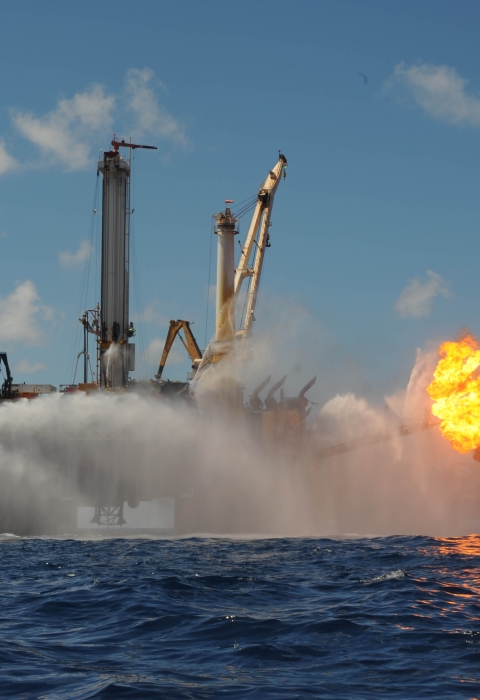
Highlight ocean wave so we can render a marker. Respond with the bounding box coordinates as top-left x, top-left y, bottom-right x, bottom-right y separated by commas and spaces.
361, 568, 406, 584
0, 536, 479, 698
